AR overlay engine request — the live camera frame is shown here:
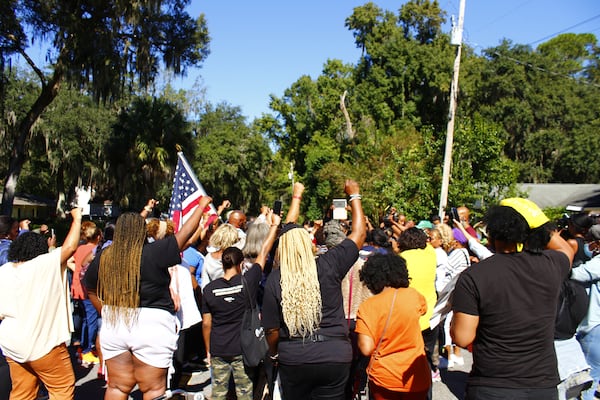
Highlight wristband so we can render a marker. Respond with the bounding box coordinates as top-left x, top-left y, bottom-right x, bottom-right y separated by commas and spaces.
292, 195, 302, 199
348, 194, 362, 202
144, 206, 153, 212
